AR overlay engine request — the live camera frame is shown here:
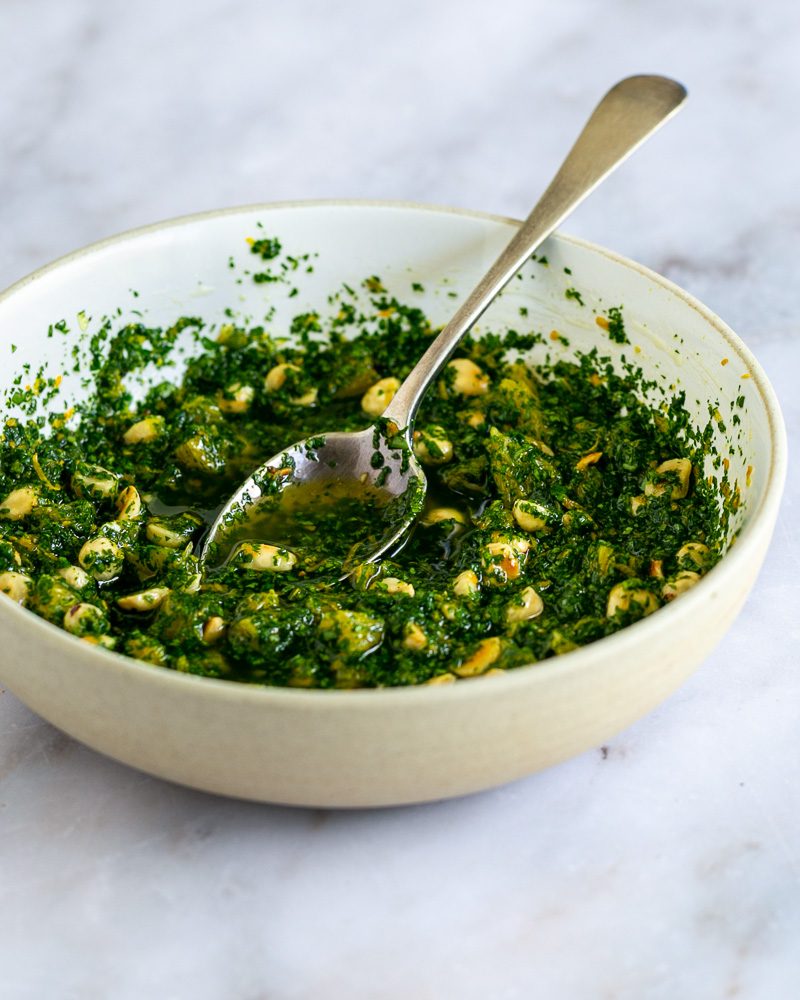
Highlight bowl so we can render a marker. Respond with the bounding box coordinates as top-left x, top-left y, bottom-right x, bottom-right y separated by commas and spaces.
0, 201, 786, 807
